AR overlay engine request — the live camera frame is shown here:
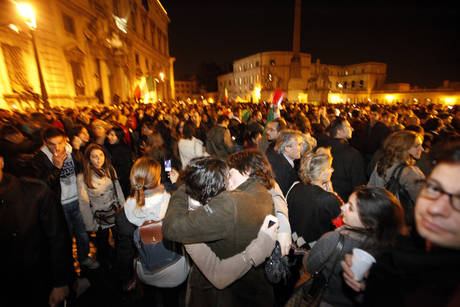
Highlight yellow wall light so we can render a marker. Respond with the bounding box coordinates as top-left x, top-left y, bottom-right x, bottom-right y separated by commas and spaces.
444, 97, 456, 105
385, 95, 395, 103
